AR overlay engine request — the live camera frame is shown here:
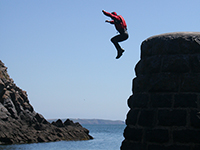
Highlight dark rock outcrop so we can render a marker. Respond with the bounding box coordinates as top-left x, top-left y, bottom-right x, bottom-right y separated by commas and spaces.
0, 60, 93, 145
121, 32, 200, 150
